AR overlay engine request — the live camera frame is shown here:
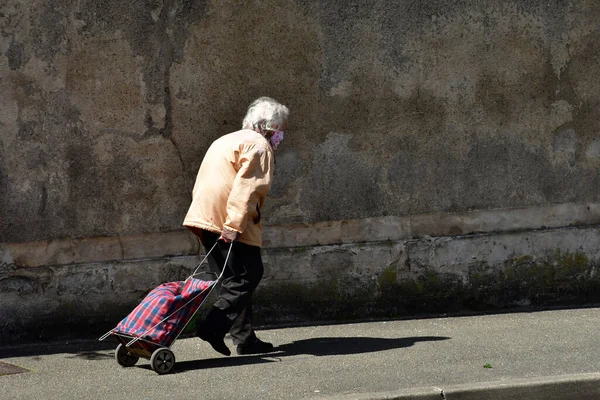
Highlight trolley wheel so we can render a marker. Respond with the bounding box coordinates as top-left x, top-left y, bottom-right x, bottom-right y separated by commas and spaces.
115, 343, 139, 367
150, 347, 176, 375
